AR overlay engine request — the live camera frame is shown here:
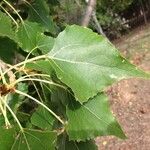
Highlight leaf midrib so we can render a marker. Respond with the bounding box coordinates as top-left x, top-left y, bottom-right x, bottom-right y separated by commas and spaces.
50, 56, 132, 75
